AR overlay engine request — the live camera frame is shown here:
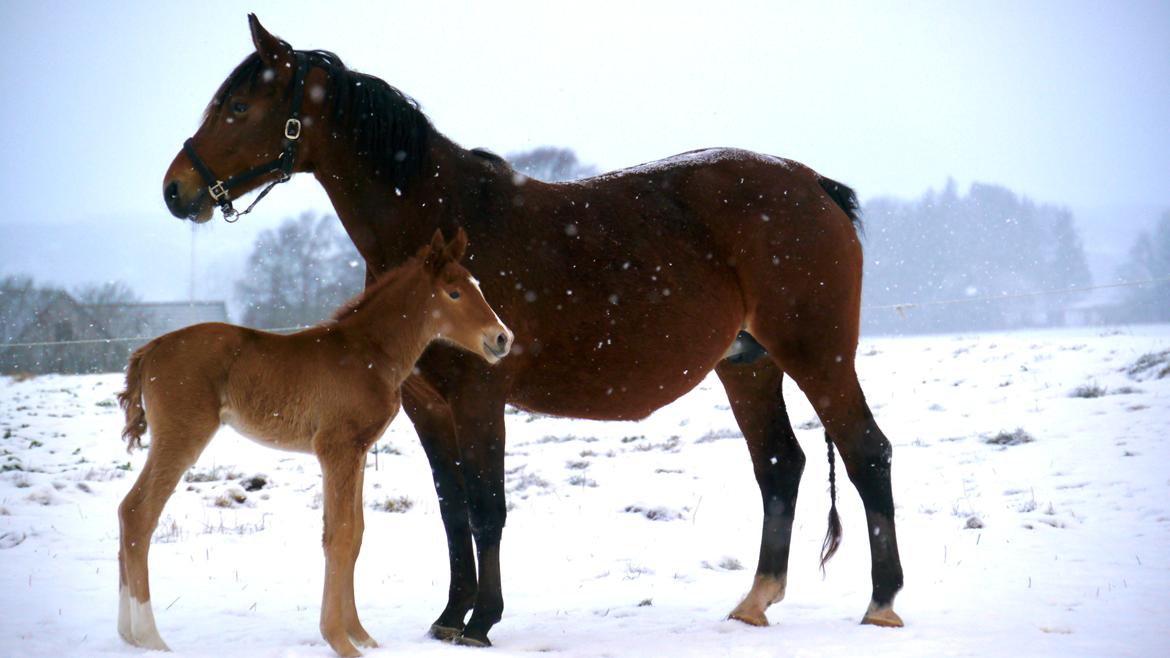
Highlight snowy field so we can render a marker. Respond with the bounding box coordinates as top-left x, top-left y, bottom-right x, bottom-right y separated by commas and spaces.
2, 326, 1168, 658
